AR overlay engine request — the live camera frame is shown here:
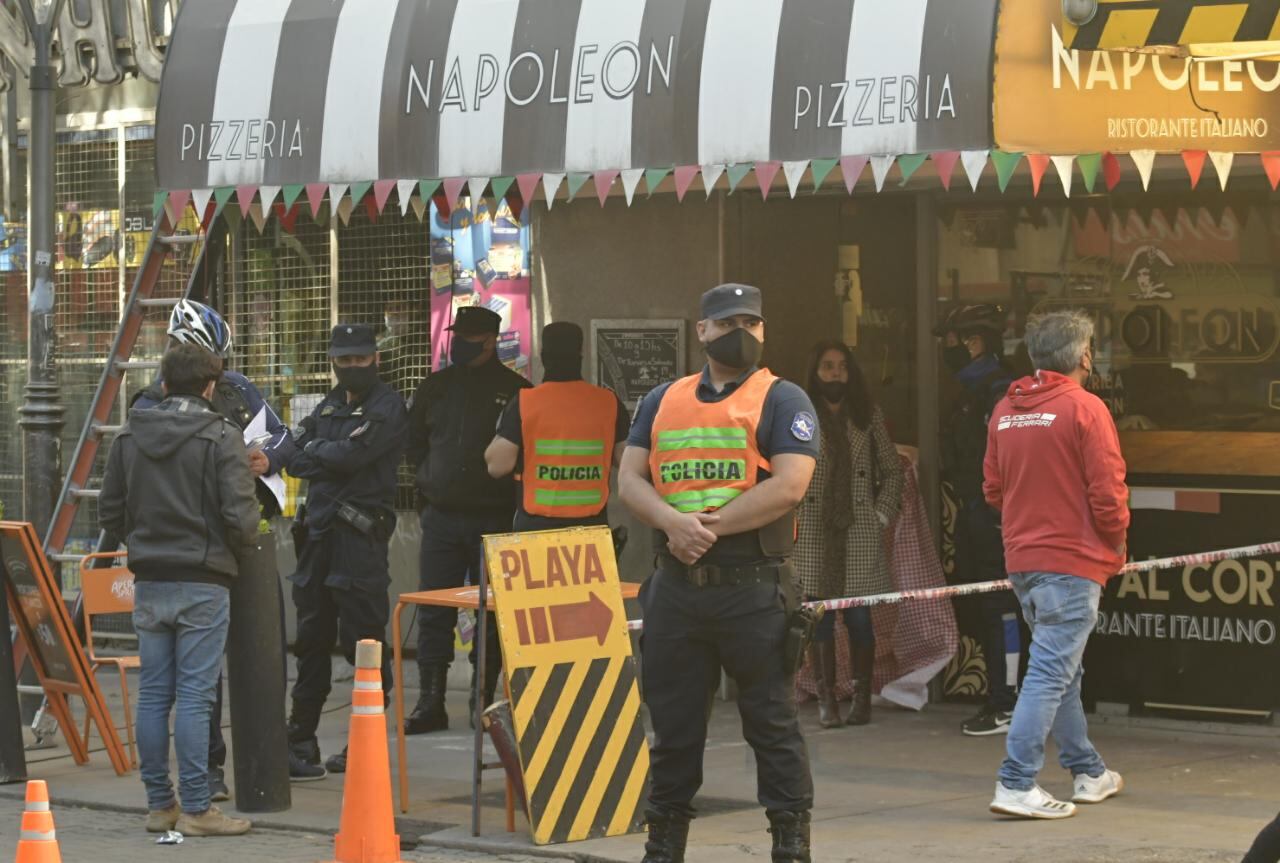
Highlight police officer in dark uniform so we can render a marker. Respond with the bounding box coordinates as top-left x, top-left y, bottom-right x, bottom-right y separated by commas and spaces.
618, 284, 818, 863
285, 324, 408, 774
404, 306, 530, 734
936, 304, 1024, 737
